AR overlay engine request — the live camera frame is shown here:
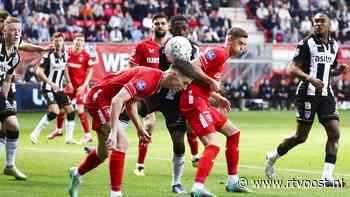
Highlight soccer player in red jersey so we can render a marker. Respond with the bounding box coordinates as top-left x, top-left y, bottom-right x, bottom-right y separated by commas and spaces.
179, 27, 250, 197
47, 33, 95, 144
68, 66, 193, 197
123, 14, 169, 176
